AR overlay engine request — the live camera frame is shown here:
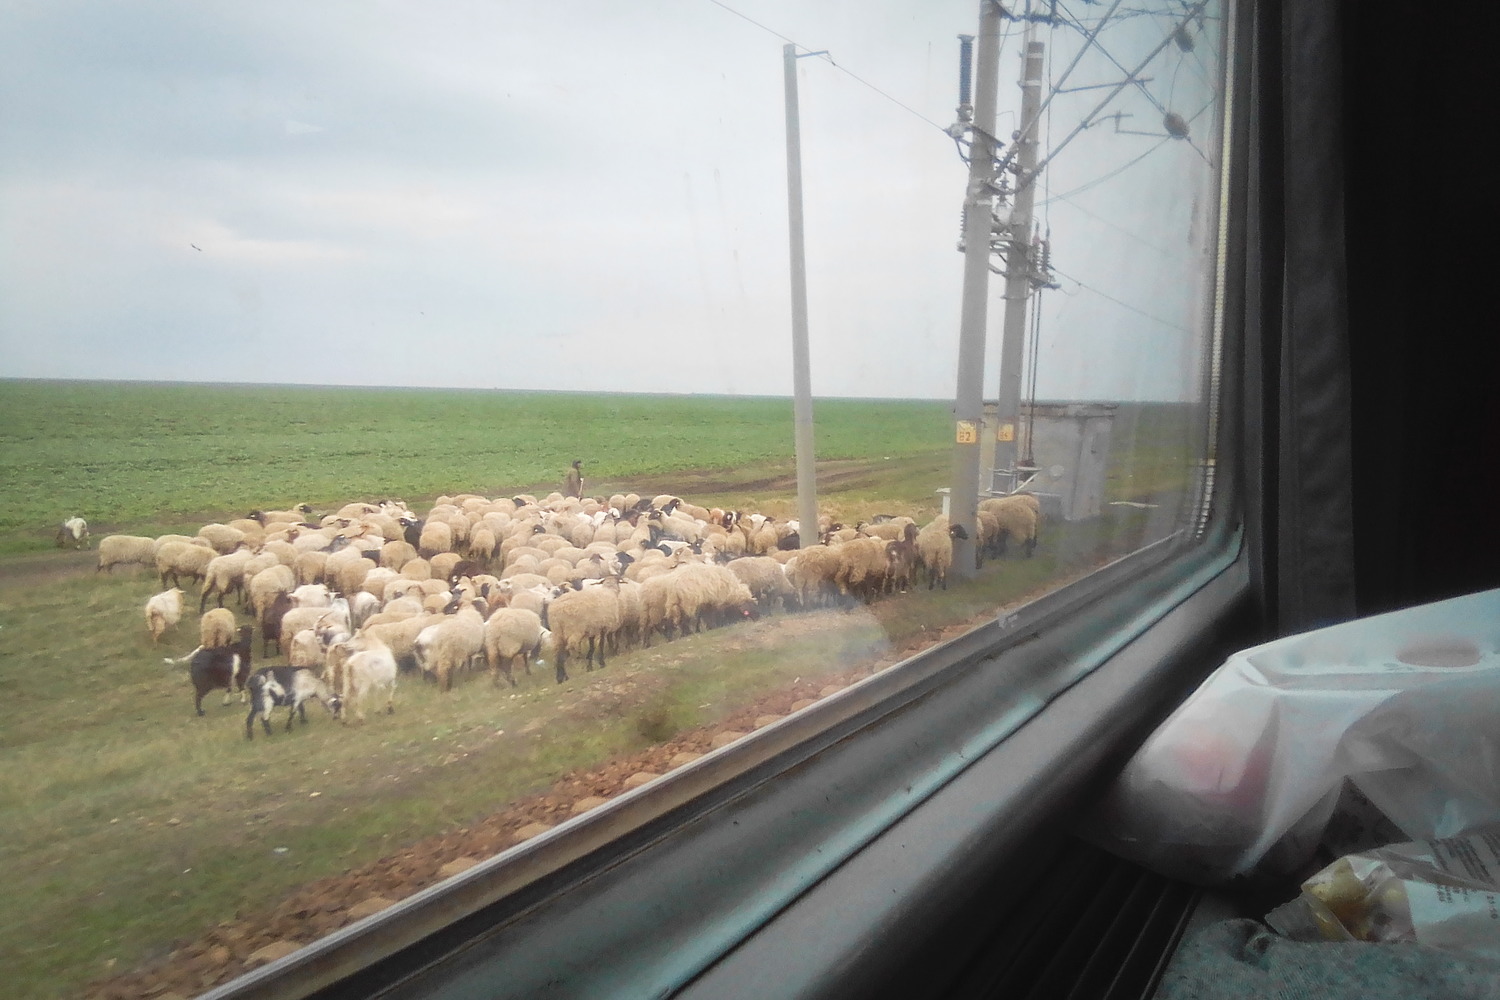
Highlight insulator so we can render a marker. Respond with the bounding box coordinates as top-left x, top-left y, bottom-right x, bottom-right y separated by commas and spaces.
957, 35, 974, 109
